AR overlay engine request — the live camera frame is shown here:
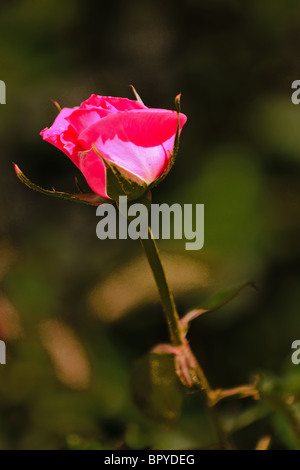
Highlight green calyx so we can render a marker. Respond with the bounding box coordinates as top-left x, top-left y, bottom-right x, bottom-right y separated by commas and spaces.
150, 93, 182, 189
13, 163, 110, 207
